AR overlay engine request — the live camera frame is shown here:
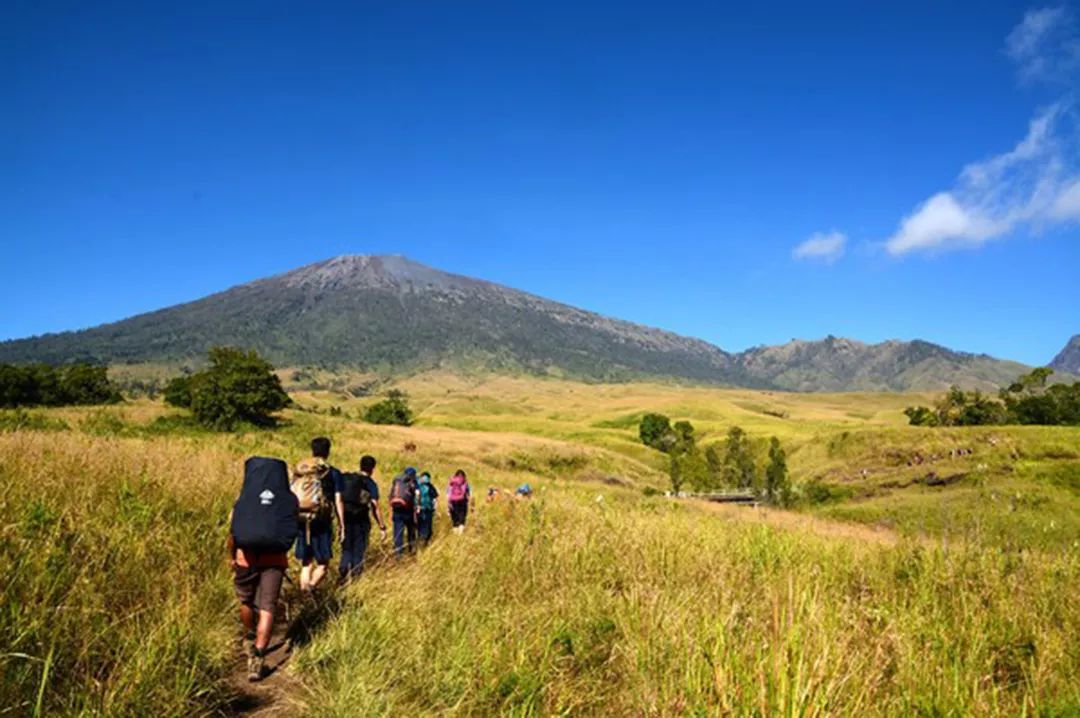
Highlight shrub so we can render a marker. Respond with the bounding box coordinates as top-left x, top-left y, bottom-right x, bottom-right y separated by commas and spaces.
364, 389, 413, 426
163, 347, 290, 430
638, 413, 673, 451
0, 363, 121, 407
